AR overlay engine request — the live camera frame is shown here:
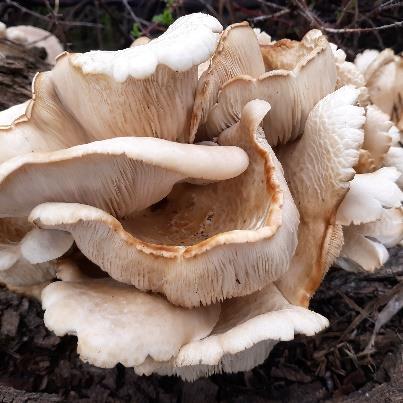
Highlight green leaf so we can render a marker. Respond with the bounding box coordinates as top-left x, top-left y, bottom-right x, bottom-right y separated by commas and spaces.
130, 22, 142, 39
